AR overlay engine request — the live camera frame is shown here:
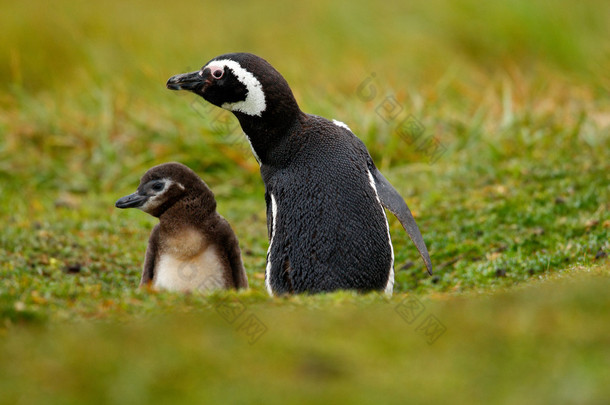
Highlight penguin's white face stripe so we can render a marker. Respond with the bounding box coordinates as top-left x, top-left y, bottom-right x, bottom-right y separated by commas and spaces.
205, 59, 267, 117
265, 193, 277, 296
140, 179, 183, 213
332, 119, 351, 131
366, 170, 395, 296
